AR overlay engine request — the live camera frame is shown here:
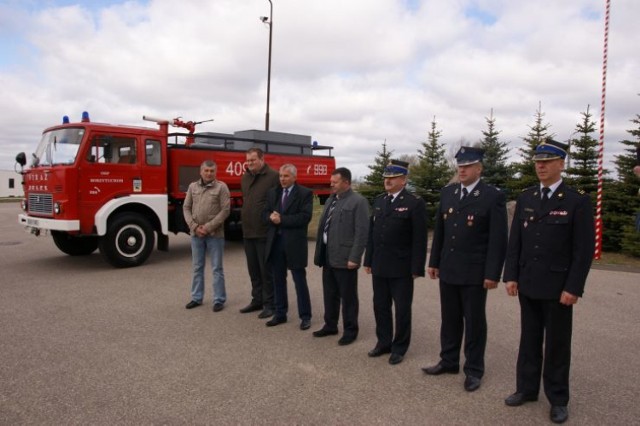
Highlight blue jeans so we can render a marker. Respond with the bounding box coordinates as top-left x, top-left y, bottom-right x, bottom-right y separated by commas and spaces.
191, 235, 226, 305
